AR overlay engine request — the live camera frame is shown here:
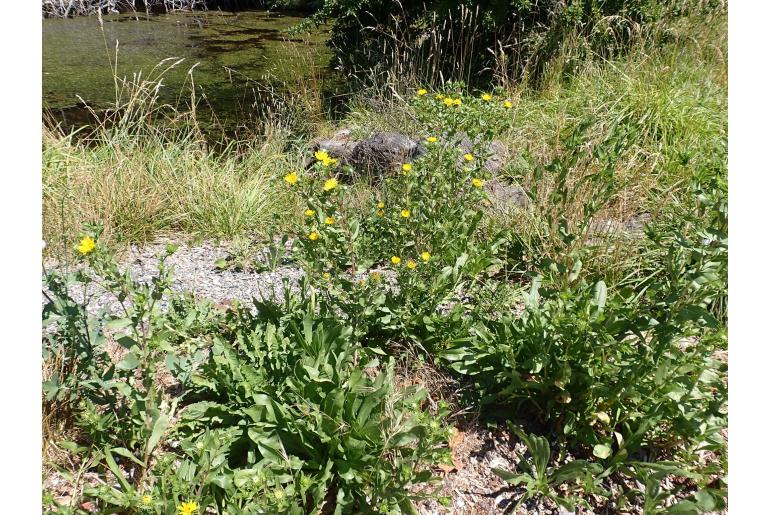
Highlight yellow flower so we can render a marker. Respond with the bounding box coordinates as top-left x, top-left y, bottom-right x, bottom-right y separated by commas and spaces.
323, 178, 338, 191
406, 259, 417, 269
304, 208, 315, 217
77, 236, 95, 255
376, 210, 384, 217
323, 272, 331, 280
452, 98, 462, 106
314, 150, 330, 162
308, 231, 319, 241
283, 171, 298, 185
472, 178, 485, 188
402, 163, 413, 173
464, 153, 474, 162
420, 251, 431, 262
417, 88, 428, 96
370, 271, 382, 282
436, 93, 445, 100
321, 157, 338, 167
177, 501, 199, 515
443, 97, 454, 107
401, 209, 410, 218
391, 256, 401, 265
504, 100, 513, 109
377, 201, 385, 209
325, 216, 335, 225
426, 136, 438, 143
481, 93, 492, 101
142, 495, 152, 505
